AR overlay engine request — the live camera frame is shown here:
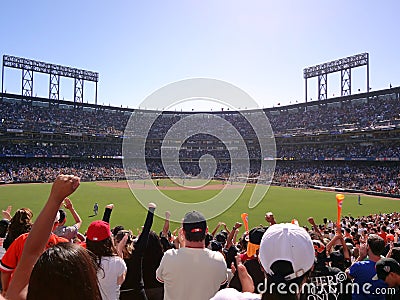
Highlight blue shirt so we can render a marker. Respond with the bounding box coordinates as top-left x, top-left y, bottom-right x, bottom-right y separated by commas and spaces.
349, 260, 388, 300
